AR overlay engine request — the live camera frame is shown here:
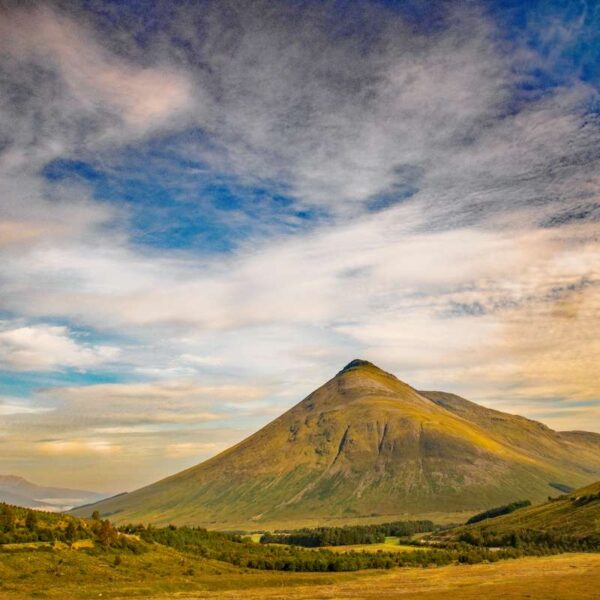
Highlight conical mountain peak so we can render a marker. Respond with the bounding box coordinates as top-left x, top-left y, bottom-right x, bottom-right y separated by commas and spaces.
336, 359, 404, 389
72, 362, 600, 528
338, 358, 393, 377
